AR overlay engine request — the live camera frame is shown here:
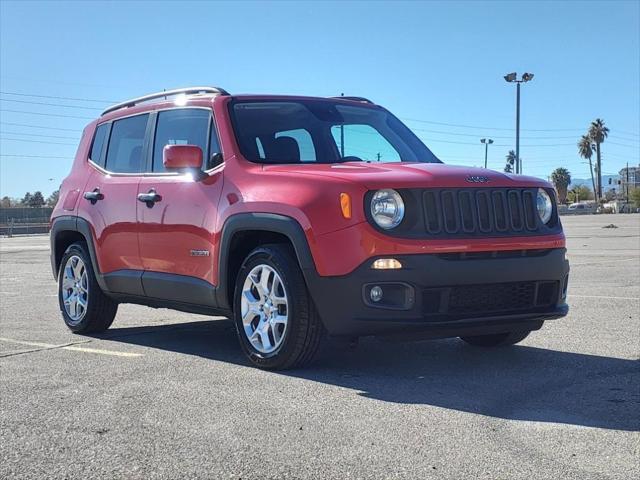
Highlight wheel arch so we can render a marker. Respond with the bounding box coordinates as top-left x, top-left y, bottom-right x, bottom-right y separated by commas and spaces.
216, 213, 317, 311
50, 216, 107, 291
